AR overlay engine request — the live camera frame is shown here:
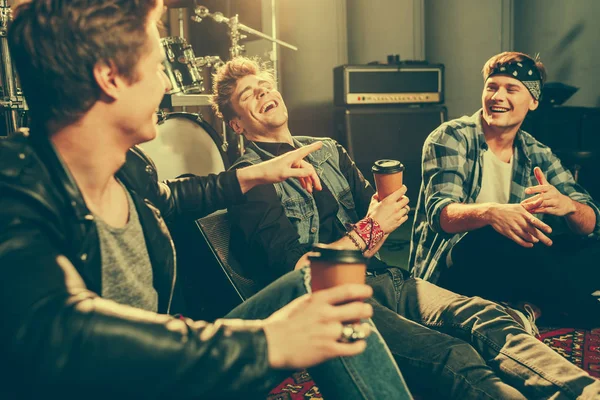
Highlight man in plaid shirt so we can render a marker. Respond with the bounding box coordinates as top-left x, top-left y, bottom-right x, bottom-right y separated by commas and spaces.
410, 51, 600, 328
